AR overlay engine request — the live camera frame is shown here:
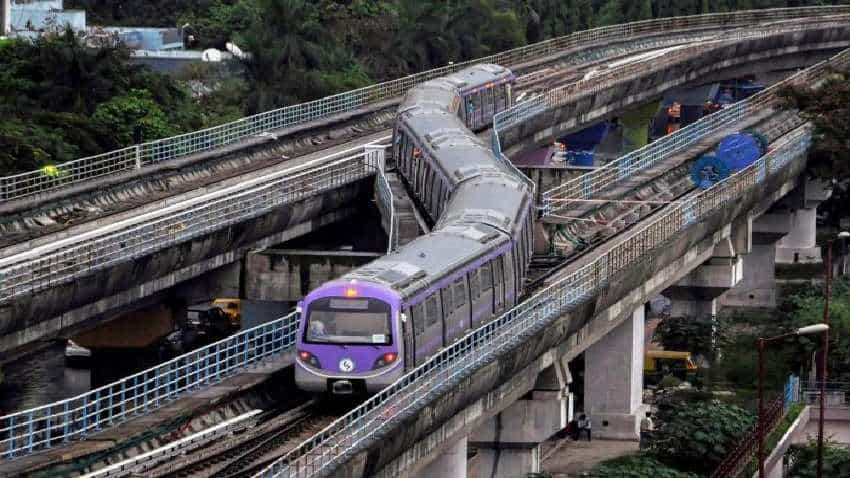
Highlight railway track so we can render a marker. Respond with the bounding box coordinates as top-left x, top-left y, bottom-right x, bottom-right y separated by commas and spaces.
0, 35, 710, 253
146, 400, 337, 478
524, 108, 805, 291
